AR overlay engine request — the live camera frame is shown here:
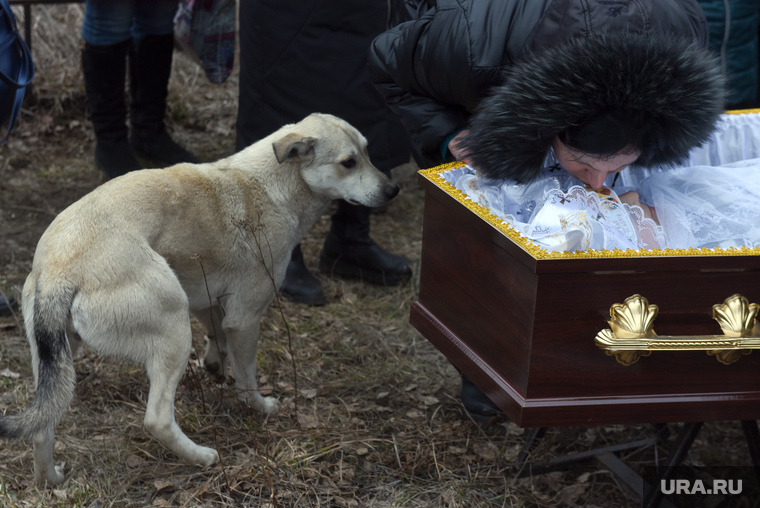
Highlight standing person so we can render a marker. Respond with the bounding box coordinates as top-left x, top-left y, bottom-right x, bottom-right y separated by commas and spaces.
368, 0, 726, 421
81, 0, 199, 179
696, 0, 760, 109
236, 0, 413, 307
